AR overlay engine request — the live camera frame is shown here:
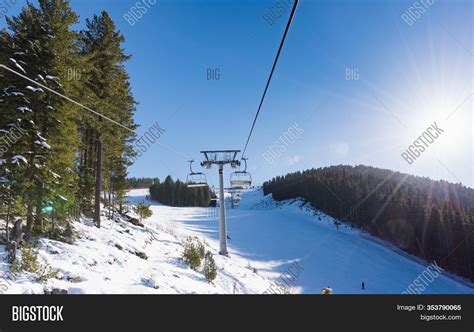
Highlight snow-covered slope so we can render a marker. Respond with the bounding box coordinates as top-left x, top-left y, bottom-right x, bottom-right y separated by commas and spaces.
1, 188, 473, 294
0, 192, 269, 294
225, 189, 474, 294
